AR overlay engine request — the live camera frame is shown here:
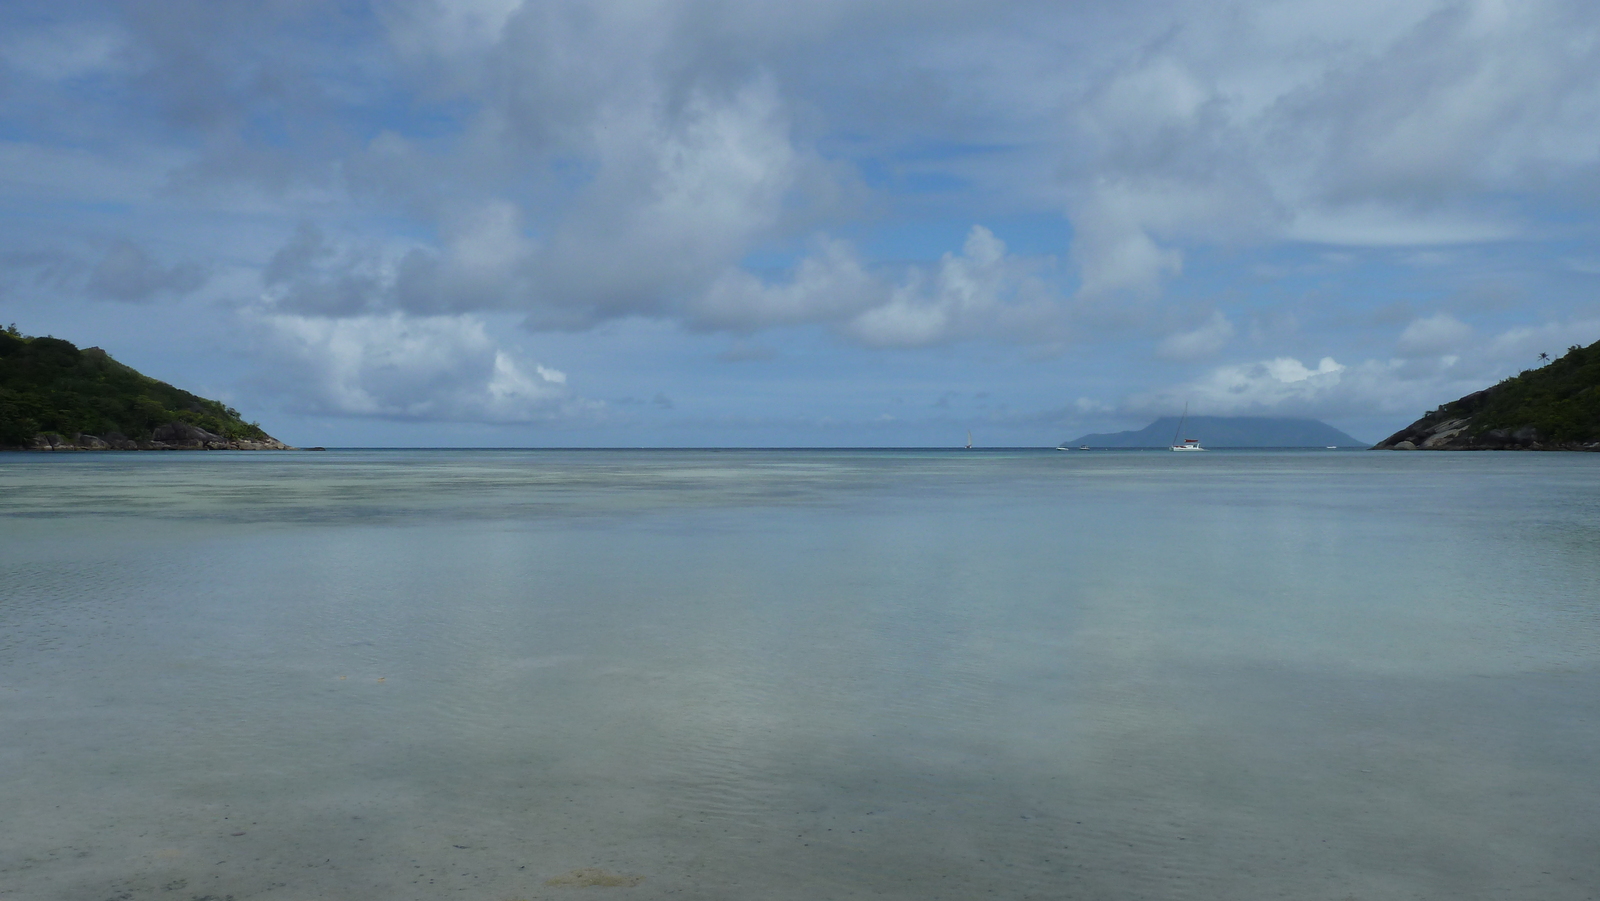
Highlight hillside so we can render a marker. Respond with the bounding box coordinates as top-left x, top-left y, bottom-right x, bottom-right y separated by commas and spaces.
0, 325, 289, 450
1067, 416, 1366, 448
1375, 339, 1600, 450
